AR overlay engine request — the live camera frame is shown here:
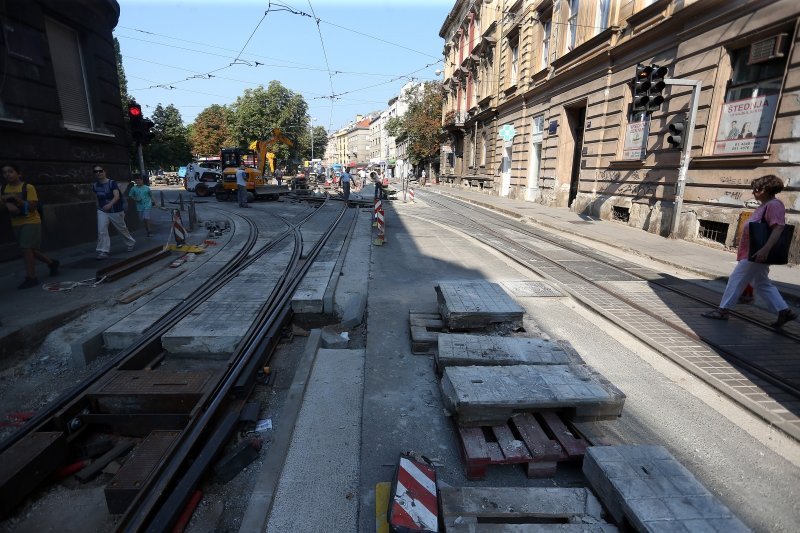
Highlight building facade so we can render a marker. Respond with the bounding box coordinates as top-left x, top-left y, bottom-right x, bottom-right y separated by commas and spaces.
0, 0, 129, 258
440, 0, 799, 261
